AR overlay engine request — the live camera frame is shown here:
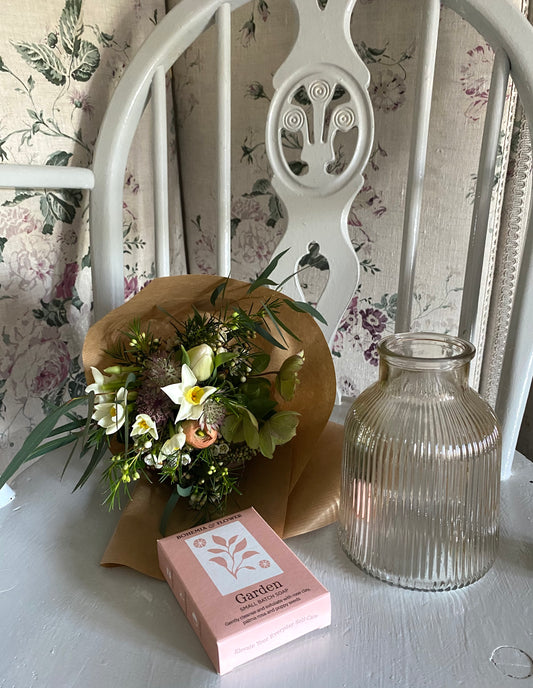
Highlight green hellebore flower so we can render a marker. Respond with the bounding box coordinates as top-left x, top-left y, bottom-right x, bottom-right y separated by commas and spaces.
275, 350, 305, 401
